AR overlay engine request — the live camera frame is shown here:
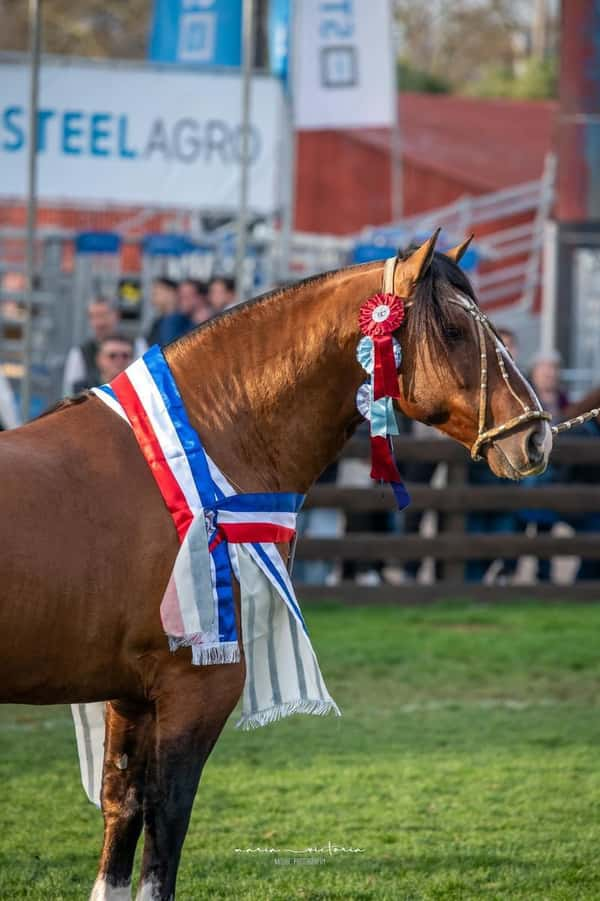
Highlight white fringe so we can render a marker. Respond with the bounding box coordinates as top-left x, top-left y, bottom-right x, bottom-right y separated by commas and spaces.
236, 699, 342, 731
167, 636, 240, 666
